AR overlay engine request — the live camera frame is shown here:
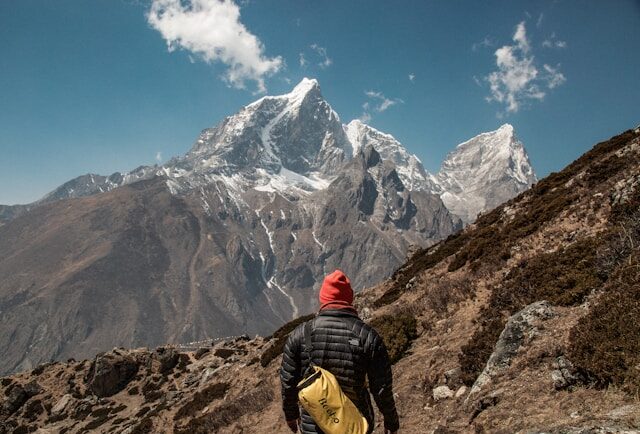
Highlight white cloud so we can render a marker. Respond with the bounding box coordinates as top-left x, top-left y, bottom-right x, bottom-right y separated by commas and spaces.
484, 21, 566, 114
299, 52, 307, 68
147, 0, 282, 93
309, 44, 332, 69
472, 36, 493, 52
358, 112, 372, 123
536, 13, 544, 28
364, 91, 403, 112
513, 21, 530, 53
156, 151, 163, 163
359, 90, 403, 123
408, 73, 415, 82
543, 64, 566, 89
542, 33, 567, 49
